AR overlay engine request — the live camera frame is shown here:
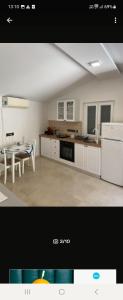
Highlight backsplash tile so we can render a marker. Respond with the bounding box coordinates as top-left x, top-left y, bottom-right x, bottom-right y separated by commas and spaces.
48, 120, 82, 135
